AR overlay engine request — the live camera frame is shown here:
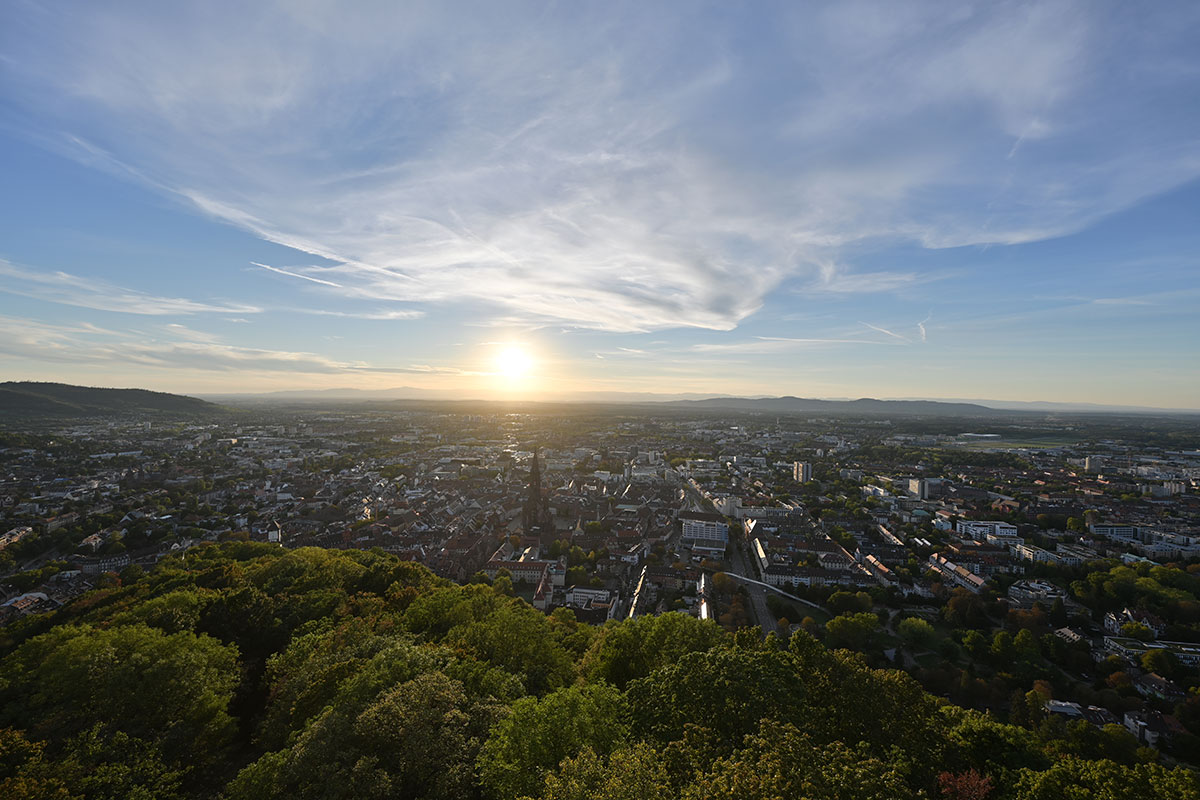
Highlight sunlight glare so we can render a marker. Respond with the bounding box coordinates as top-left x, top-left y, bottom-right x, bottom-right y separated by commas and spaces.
495, 346, 533, 378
